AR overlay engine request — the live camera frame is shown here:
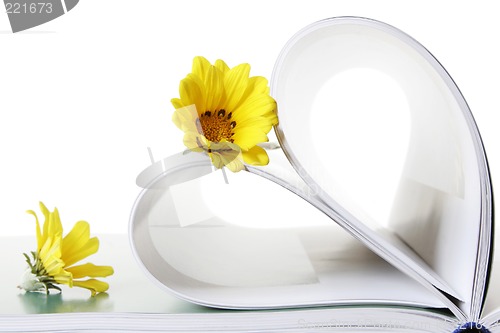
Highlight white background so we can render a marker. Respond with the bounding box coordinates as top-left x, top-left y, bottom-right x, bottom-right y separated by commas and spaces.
0, 0, 498, 242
